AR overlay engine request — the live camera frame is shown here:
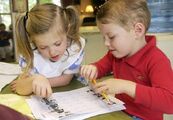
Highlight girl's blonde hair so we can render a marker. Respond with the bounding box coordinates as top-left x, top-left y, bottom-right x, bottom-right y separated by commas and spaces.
15, 3, 80, 73
96, 0, 151, 32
